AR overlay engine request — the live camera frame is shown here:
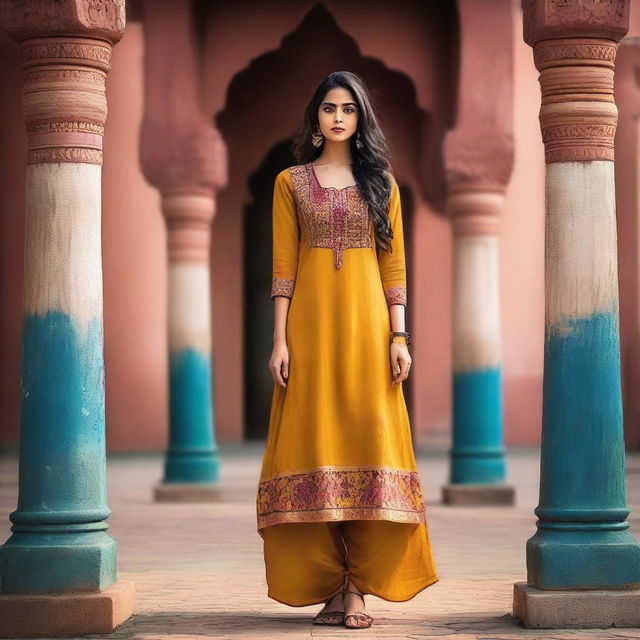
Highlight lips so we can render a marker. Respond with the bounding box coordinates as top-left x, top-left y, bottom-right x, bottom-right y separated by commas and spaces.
331, 127, 345, 132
